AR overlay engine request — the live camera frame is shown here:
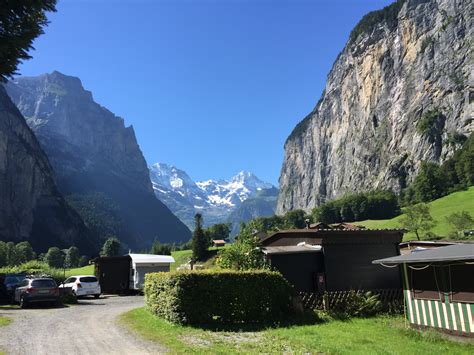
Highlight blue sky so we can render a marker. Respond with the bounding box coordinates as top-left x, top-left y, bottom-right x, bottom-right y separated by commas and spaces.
18, 0, 393, 185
